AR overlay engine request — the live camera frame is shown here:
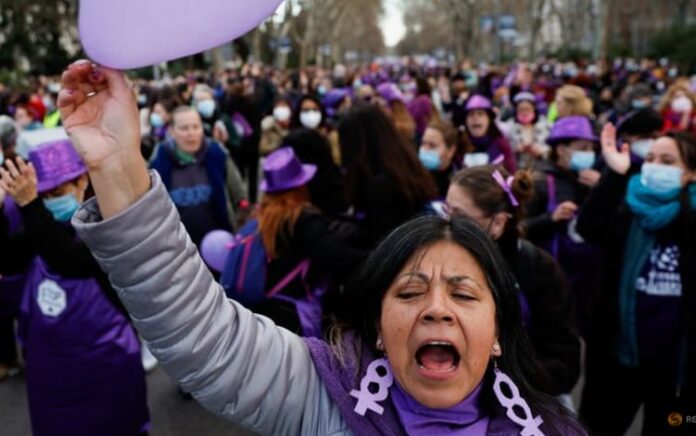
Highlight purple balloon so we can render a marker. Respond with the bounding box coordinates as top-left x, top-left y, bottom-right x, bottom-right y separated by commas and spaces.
200, 230, 235, 273
79, 0, 283, 69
